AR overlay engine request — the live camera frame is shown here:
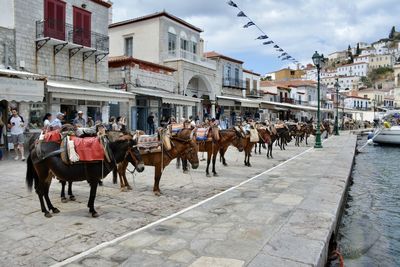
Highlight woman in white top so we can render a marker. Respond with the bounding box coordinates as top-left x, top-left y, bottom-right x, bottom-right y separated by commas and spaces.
42, 113, 52, 130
